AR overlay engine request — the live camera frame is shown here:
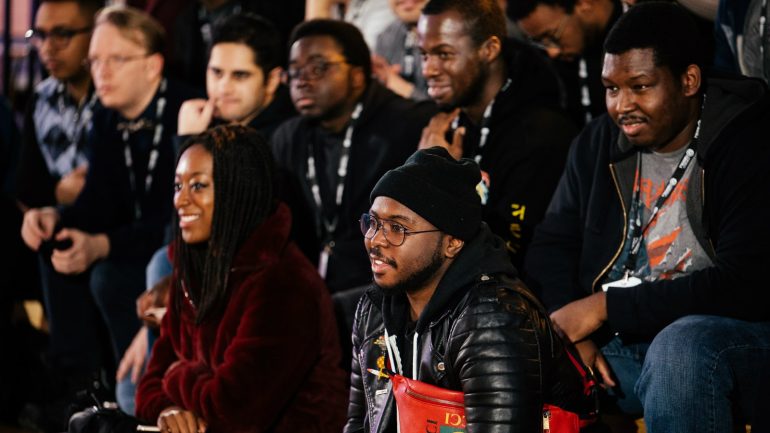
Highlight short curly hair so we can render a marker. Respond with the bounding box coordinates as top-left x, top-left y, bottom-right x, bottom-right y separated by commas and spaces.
604, 1, 706, 79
